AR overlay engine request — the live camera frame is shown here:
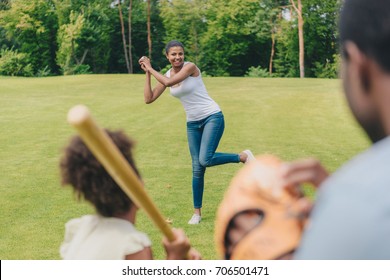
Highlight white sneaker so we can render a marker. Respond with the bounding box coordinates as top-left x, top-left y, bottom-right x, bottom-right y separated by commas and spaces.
188, 214, 202, 224
243, 150, 255, 163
